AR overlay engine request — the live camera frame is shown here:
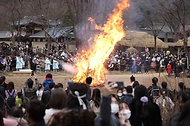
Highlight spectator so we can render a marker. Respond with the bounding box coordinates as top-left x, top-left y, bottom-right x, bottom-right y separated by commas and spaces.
67, 82, 88, 110
1, 76, 7, 90
178, 82, 186, 98
15, 92, 23, 107
6, 106, 28, 126
36, 84, 44, 101
44, 88, 67, 124
44, 57, 51, 72
86, 77, 92, 101
120, 86, 133, 107
65, 80, 73, 95
118, 102, 131, 126
22, 76, 40, 100
167, 61, 172, 77
176, 99, 190, 126
129, 75, 135, 86
122, 87, 127, 96
155, 90, 174, 117
147, 77, 161, 98
130, 85, 162, 126
169, 90, 190, 126
5, 81, 17, 108
47, 109, 96, 126
27, 100, 46, 126
0, 77, 5, 112
54, 83, 63, 89
42, 73, 54, 91
161, 81, 173, 99
90, 88, 101, 115
41, 82, 55, 109
94, 95, 121, 126
144, 58, 150, 74
116, 89, 123, 101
